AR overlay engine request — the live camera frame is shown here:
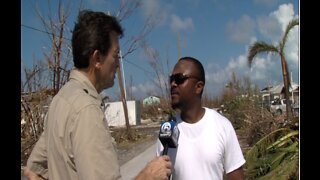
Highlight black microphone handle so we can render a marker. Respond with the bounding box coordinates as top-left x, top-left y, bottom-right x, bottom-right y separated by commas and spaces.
162, 143, 169, 155
161, 143, 172, 179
